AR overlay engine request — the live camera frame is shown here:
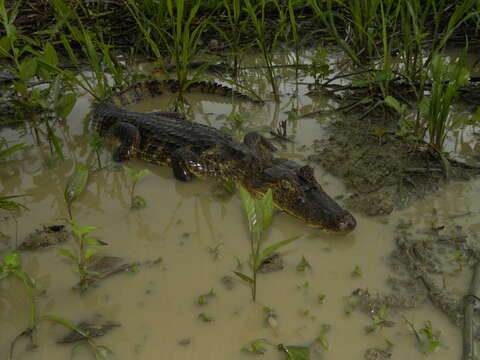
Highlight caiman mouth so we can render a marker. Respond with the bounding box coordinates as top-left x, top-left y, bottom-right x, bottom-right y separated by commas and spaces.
305, 212, 357, 234
271, 180, 357, 234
